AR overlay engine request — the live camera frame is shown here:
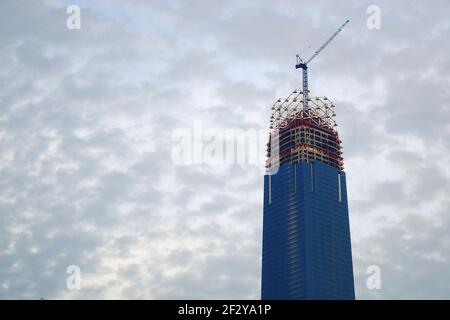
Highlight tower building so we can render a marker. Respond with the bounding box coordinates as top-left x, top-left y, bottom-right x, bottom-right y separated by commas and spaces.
261, 91, 355, 299
261, 20, 354, 300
